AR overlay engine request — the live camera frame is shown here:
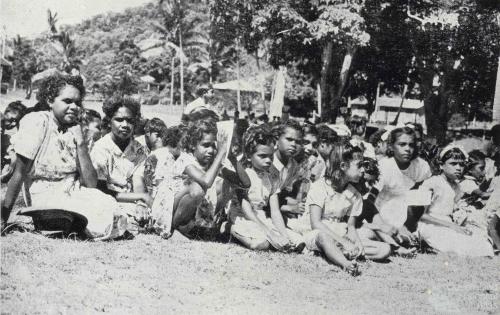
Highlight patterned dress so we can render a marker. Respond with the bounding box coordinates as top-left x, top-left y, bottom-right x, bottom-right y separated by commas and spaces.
13, 111, 133, 240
